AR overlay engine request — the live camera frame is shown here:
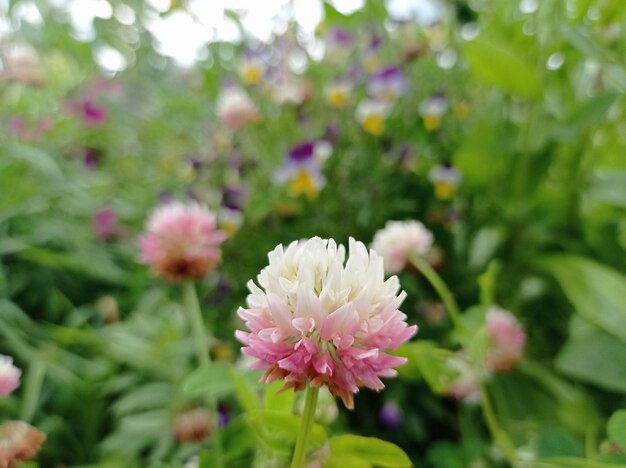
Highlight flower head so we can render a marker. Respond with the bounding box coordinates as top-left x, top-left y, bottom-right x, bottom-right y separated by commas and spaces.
380, 402, 403, 428
367, 66, 408, 101
419, 94, 448, 131
274, 141, 332, 200
239, 57, 266, 86
372, 220, 434, 274
93, 208, 119, 240
446, 353, 480, 404
0, 421, 46, 467
486, 306, 526, 372
235, 237, 417, 409
173, 407, 213, 443
356, 100, 391, 136
428, 164, 461, 200
216, 87, 259, 131
139, 202, 228, 282
0, 355, 21, 396
325, 82, 352, 108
